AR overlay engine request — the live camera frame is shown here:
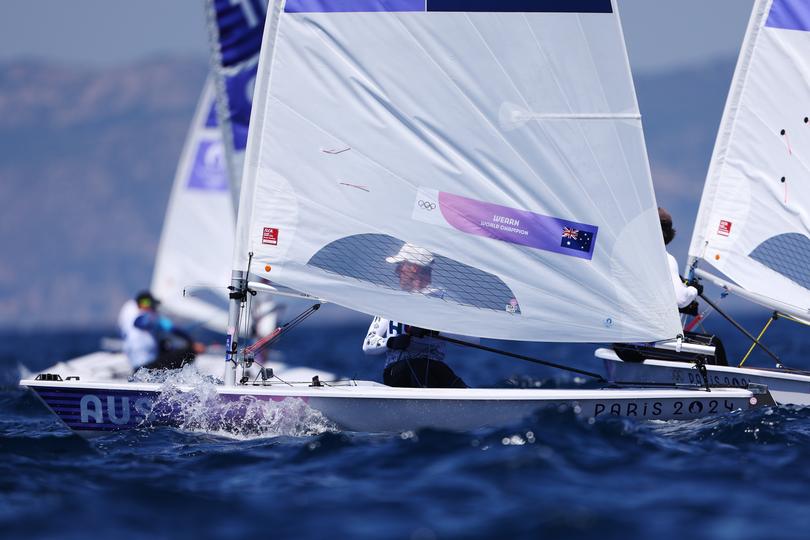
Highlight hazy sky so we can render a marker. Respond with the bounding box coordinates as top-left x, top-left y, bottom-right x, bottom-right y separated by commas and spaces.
1, 0, 754, 73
